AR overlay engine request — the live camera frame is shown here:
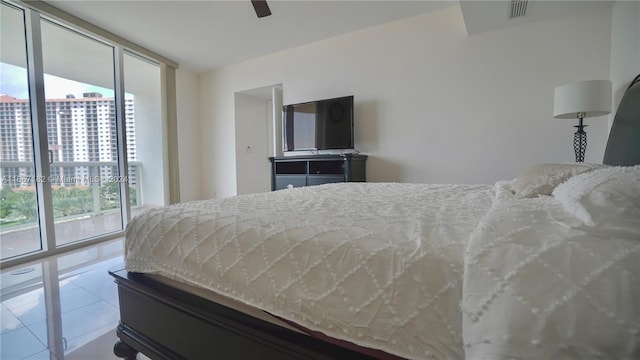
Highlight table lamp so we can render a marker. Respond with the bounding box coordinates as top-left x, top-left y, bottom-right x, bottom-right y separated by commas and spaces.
553, 80, 612, 162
